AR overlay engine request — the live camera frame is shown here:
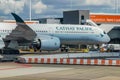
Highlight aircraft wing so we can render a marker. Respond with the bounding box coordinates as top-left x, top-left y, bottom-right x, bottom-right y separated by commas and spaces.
3, 13, 37, 46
